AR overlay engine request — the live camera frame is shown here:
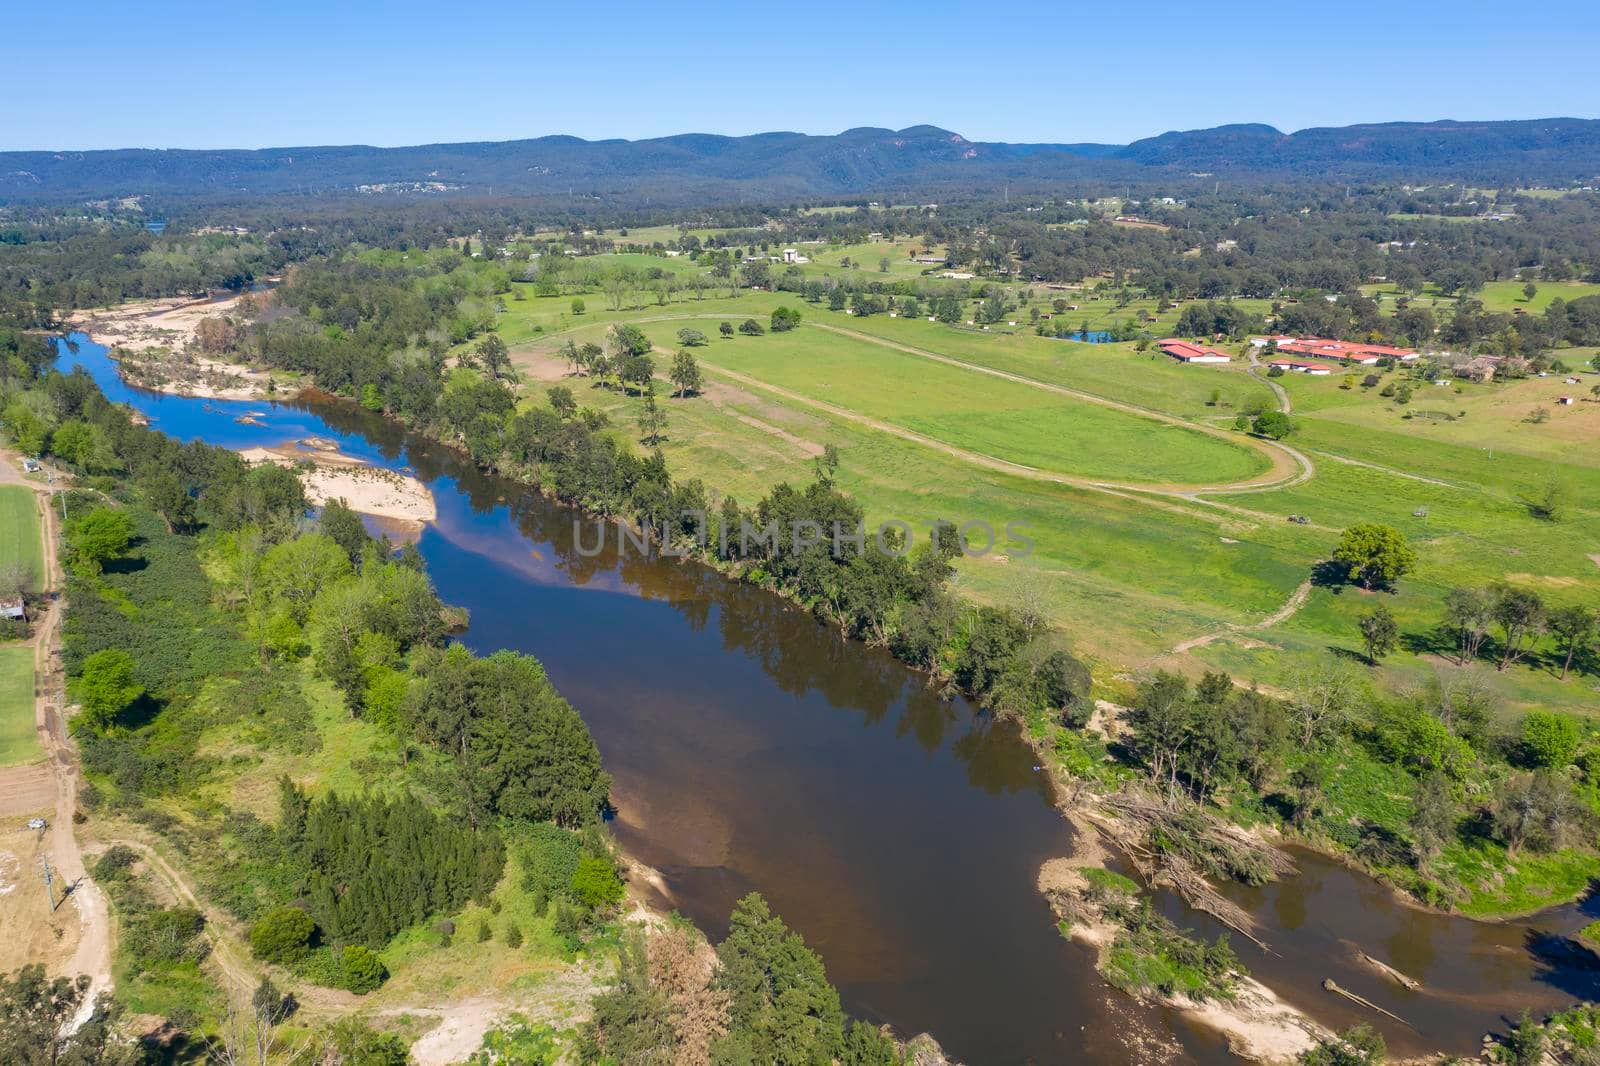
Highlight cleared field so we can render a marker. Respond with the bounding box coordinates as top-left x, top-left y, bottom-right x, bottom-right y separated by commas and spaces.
0, 646, 38, 767
623, 319, 1272, 486
495, 260, 1599, 715
512, 340, 1315, 664
0, 486, 43, 590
